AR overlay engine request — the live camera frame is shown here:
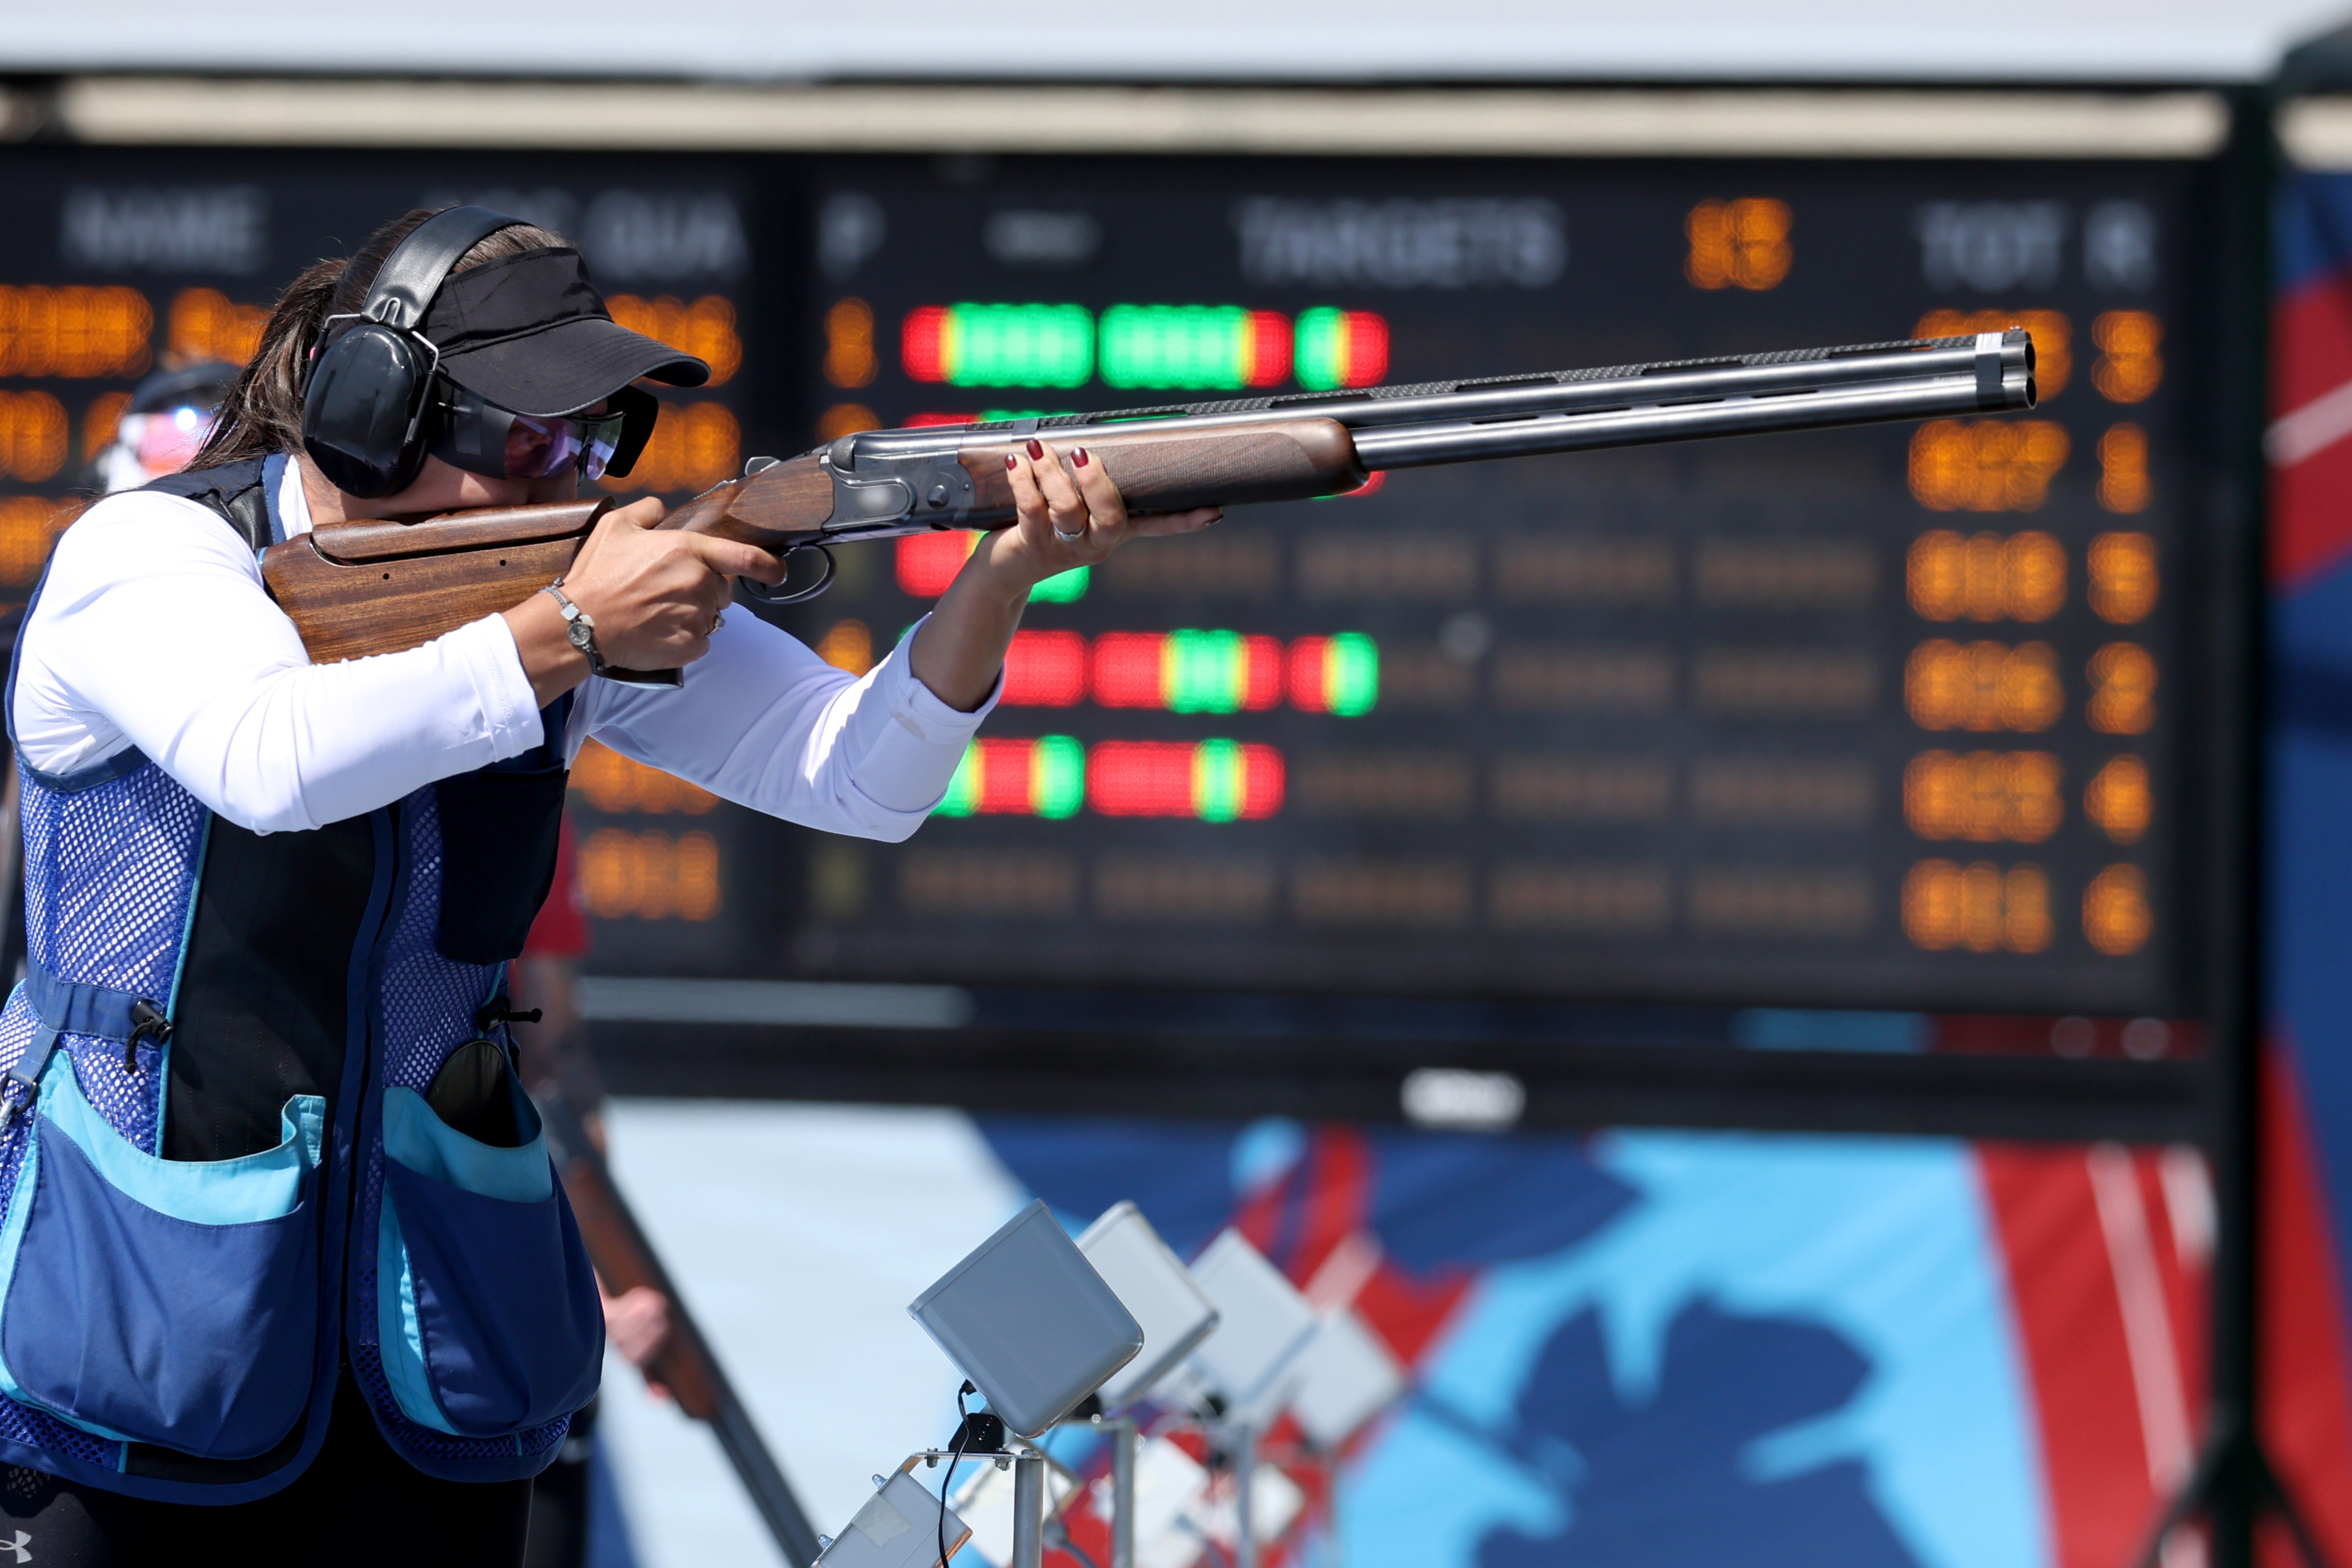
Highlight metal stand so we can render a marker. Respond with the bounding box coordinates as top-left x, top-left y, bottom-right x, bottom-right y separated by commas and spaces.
1229, 1423, 1259, 1568
907, 1444, 1053, 1568
1088, 1414, 1138, 1568
1011, 1449, 1046, 1568
2131, 1416, 2337, 1568
1261, 1441, 1340, 1568
2131, 81, 2336, 1568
